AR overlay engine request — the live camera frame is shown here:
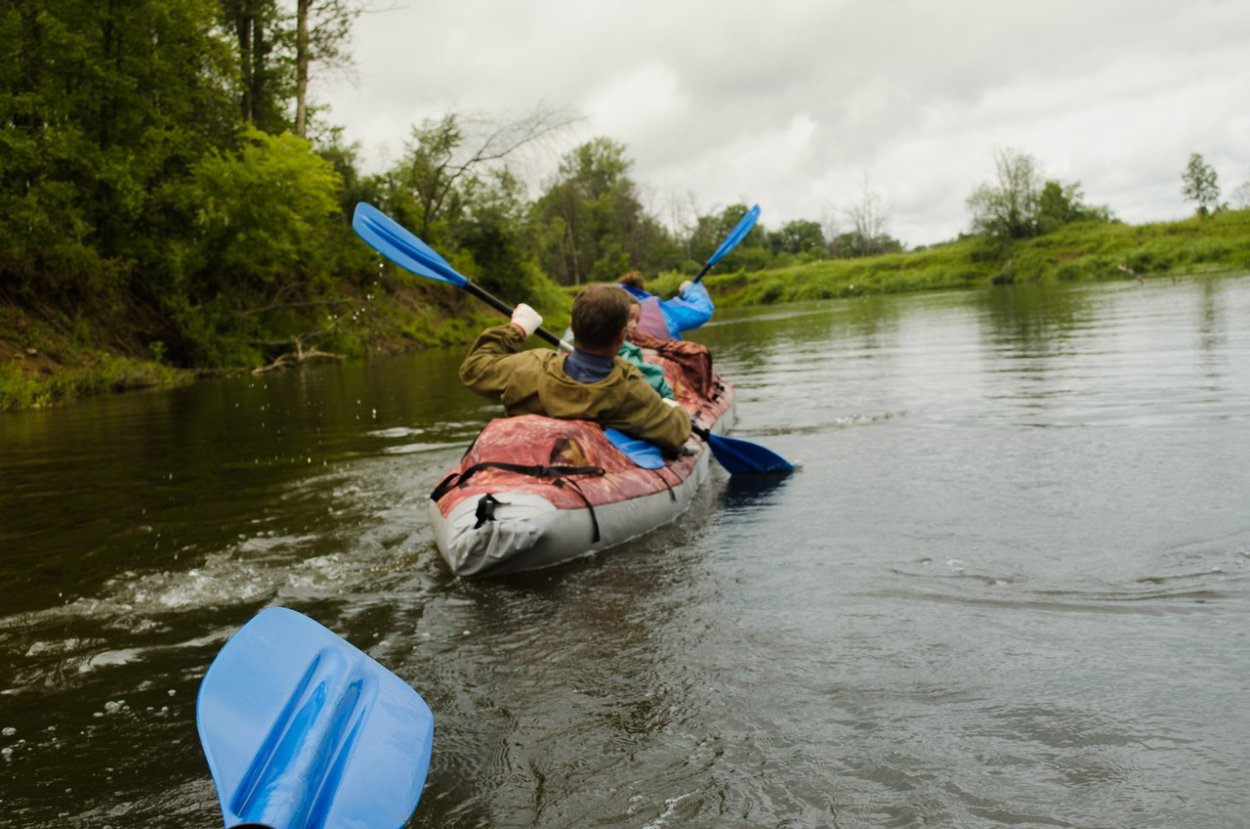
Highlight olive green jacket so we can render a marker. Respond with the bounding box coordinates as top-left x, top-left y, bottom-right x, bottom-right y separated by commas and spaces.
460, 325, 692, 453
